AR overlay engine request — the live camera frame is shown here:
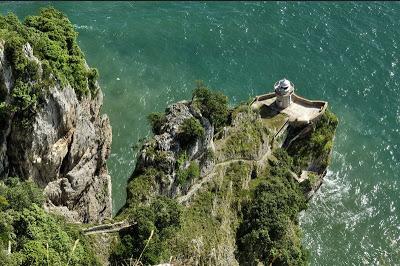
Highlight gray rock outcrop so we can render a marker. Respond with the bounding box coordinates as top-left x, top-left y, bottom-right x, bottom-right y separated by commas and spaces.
0, 41, 112, 223
135, 101, 215, 197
